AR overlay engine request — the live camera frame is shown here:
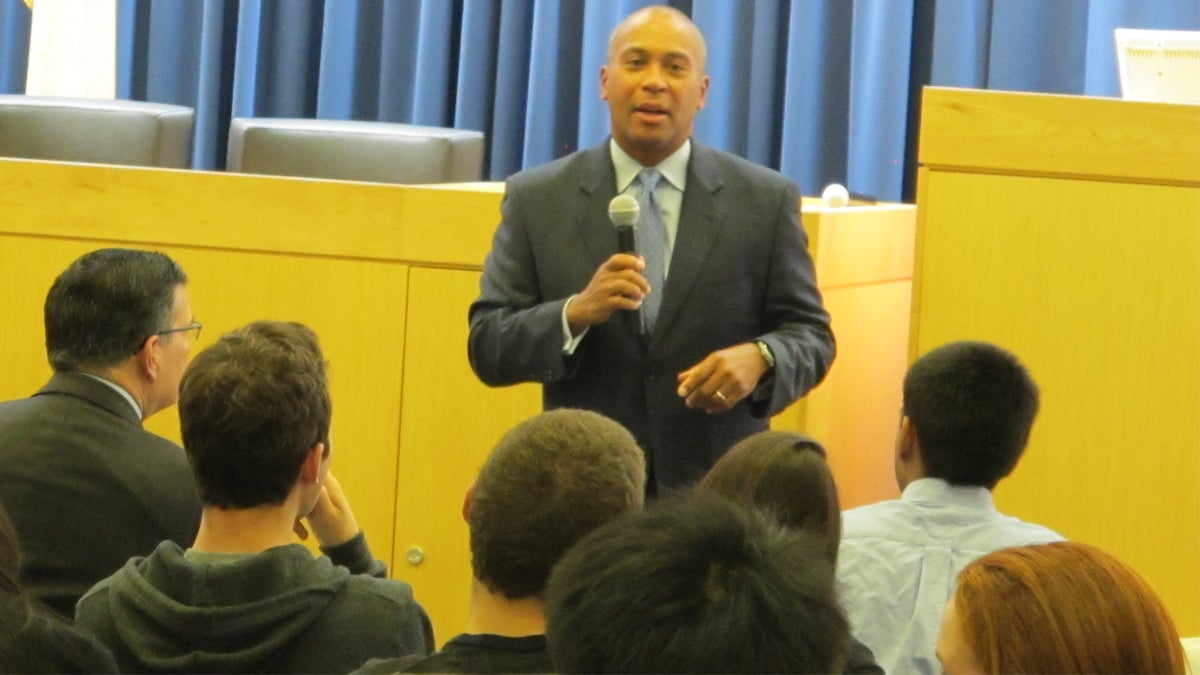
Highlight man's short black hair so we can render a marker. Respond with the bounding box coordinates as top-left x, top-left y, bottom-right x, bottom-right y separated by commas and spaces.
544, 493, 848, 674
179, 321, 331, 509
903, 341, 1039, 488
44, 248, 186, 371
470, 409, 645, 599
